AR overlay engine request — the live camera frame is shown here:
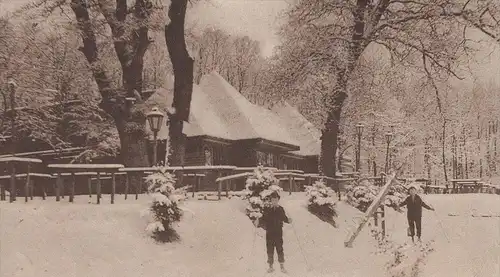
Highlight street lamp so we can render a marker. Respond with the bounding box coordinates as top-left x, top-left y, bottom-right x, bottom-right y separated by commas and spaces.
381, 131, 394, 238
355, 123, 364, 173
384, 132, 394, 174
146, 107, 164, 166
7, 78, 17, 154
